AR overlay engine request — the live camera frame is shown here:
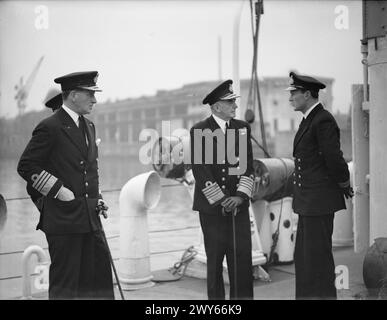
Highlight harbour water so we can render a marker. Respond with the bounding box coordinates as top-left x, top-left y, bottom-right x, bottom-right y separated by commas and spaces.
0, 156, 200, 299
